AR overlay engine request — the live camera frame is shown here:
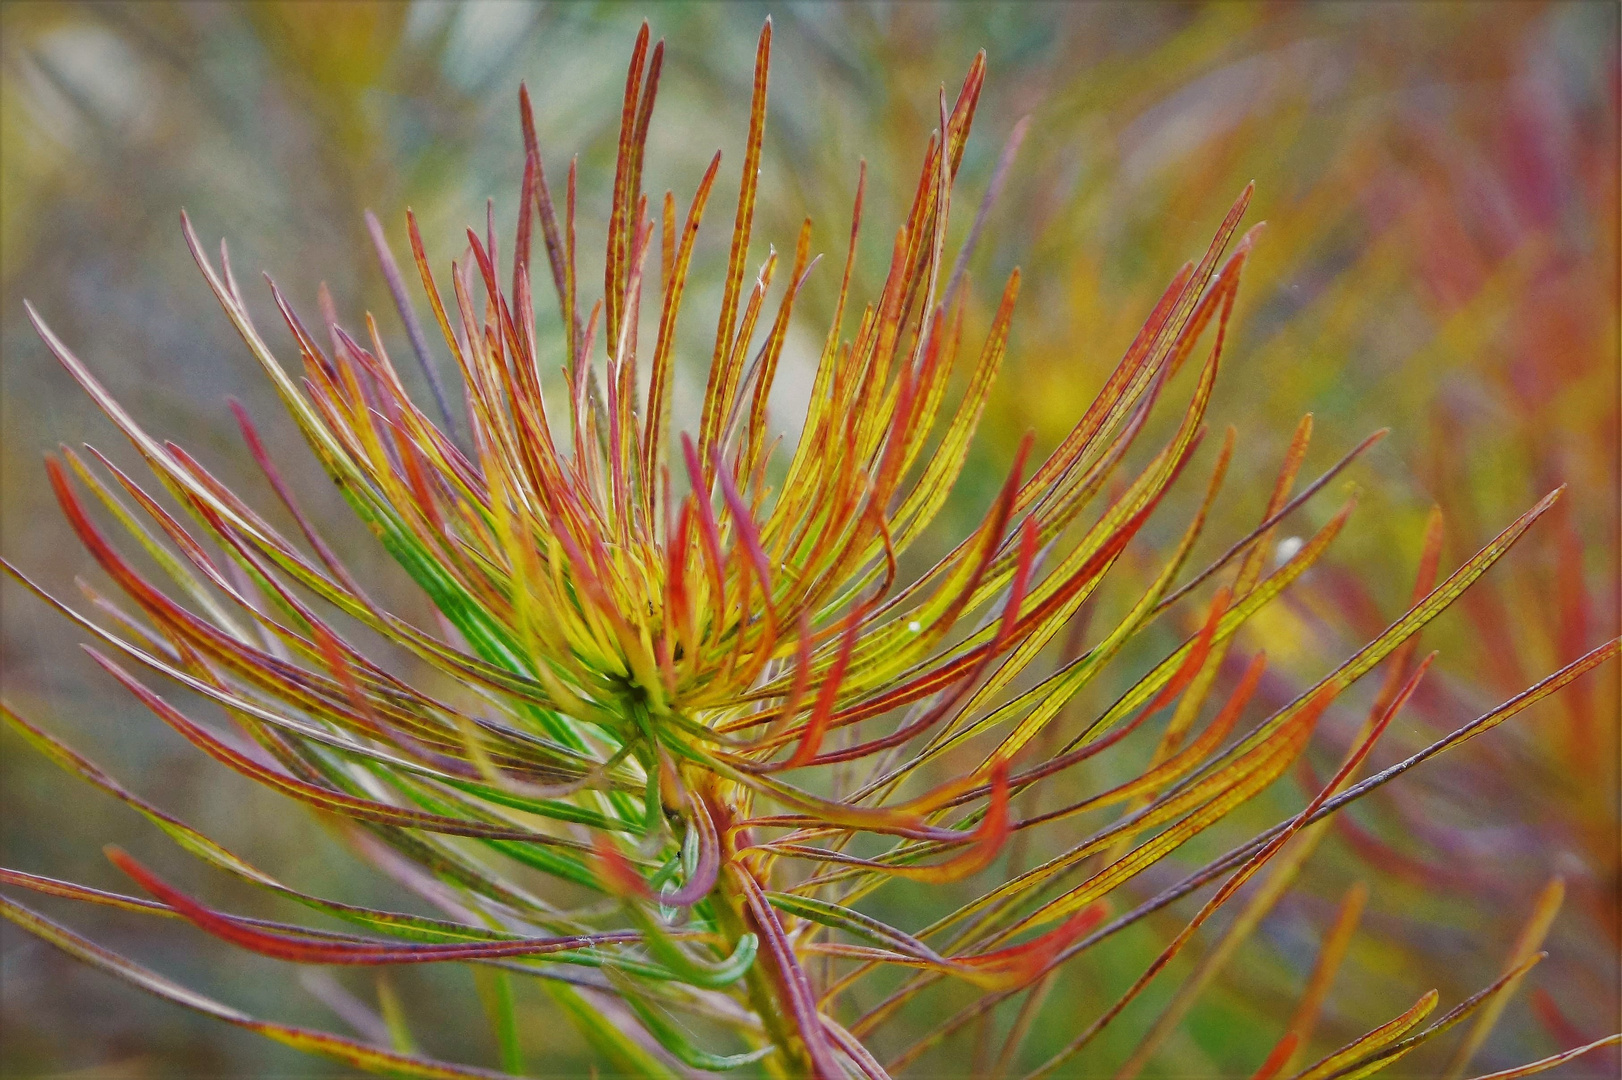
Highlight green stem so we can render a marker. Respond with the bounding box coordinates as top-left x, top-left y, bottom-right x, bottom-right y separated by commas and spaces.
713, 866, 812, 1078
